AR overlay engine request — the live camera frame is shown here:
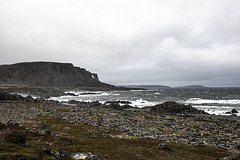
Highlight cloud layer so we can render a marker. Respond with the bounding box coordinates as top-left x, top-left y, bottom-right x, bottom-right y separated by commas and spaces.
1, 0, 240, 87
